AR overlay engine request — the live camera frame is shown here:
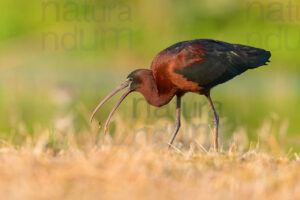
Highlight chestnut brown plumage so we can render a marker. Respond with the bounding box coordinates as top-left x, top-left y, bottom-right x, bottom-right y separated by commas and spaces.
90, 39, 271, 151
